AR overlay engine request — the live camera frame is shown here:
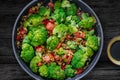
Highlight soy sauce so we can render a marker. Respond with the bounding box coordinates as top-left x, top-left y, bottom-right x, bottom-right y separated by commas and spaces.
110, 41, 120, 61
